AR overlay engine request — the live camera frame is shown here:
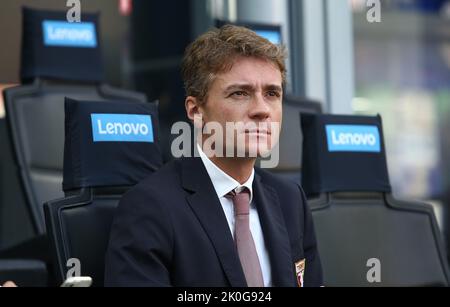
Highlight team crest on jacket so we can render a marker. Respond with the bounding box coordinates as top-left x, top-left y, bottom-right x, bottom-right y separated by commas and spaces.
295, 259, 306, 287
